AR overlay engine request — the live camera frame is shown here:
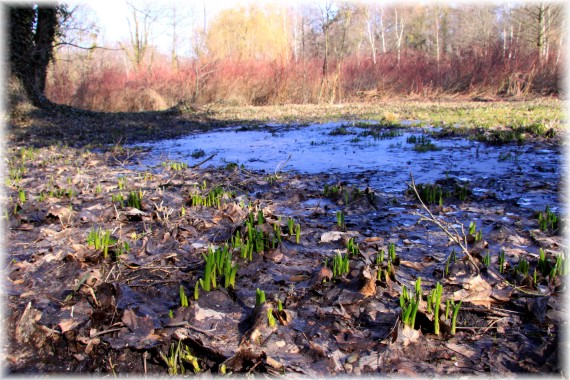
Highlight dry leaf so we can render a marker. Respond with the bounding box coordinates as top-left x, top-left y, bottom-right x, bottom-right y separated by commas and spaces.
452, 275, 492, 307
